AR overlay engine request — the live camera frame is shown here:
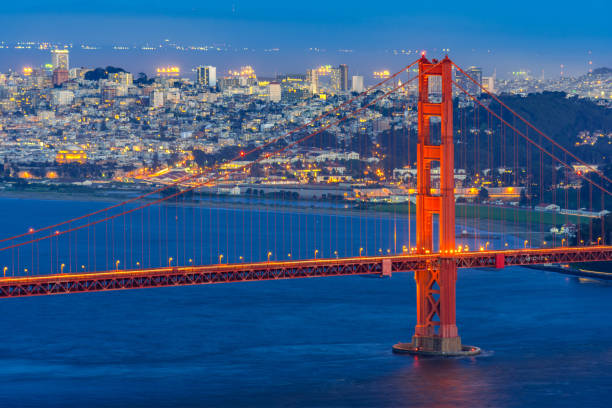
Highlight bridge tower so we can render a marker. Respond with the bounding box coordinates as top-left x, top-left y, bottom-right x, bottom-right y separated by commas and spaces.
393, 56, 479, 356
